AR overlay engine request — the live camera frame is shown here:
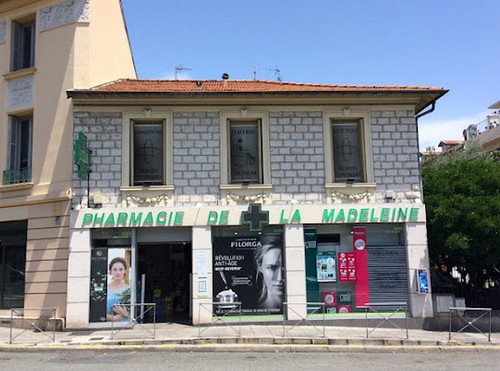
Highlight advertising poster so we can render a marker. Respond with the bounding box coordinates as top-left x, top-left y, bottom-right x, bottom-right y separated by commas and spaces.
417, 269, 430, 294
338, 252, 356, 282
213, 235, 283, 315
89, 247, 131, 322
89, 248, 108, 322
316, 252, 337, 282
353, 227, 370, 307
